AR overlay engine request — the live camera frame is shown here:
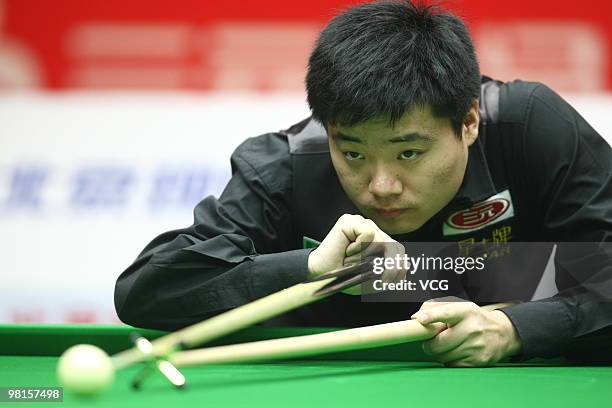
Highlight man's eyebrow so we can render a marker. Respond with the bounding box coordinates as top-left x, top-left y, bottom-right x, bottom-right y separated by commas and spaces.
333, 131, 435, 144
388, 132, 435, 144
333, 132, 363, 144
